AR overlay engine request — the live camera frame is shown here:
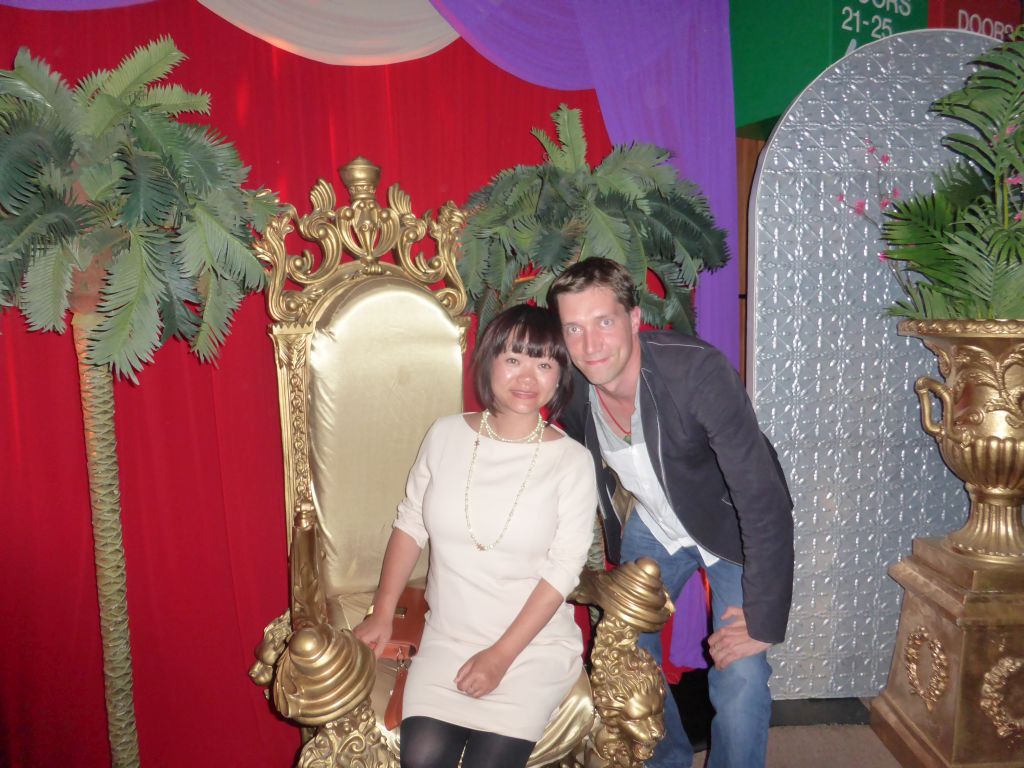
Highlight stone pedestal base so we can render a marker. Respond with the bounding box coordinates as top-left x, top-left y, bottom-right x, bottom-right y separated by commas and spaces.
871, 537, 1024, 767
